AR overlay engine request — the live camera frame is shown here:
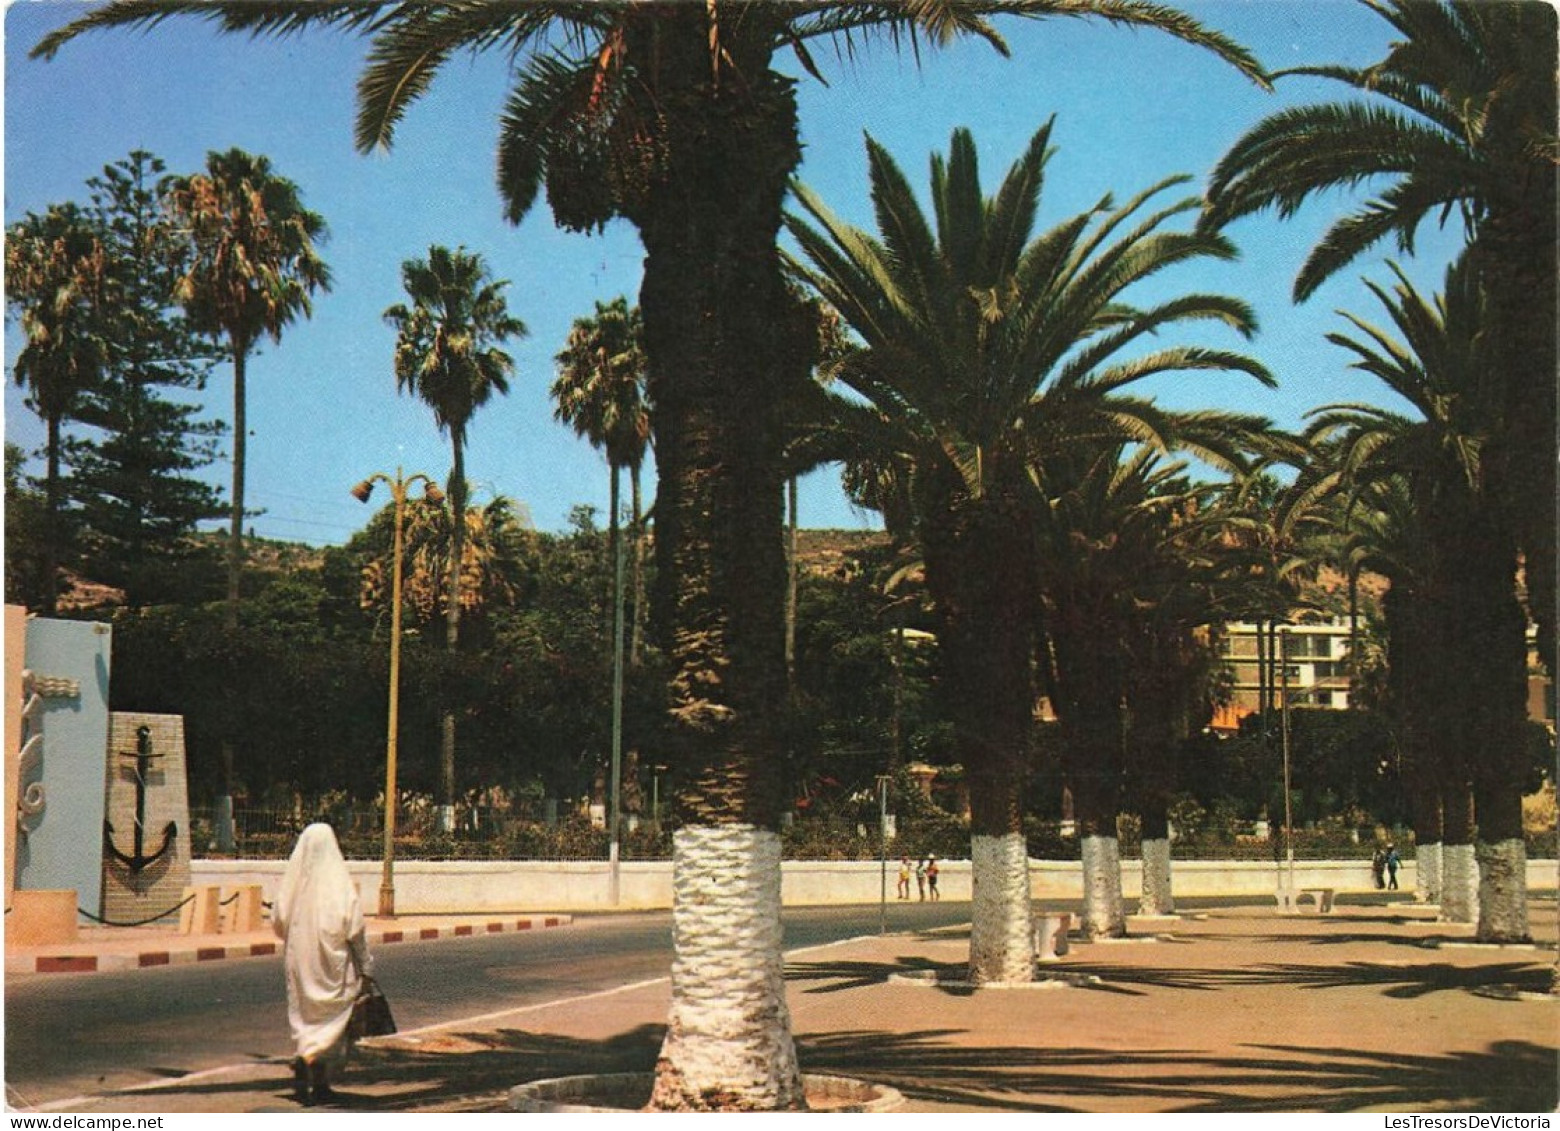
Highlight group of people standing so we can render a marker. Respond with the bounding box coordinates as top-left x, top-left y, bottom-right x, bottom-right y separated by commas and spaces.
896, 855, 940, 901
